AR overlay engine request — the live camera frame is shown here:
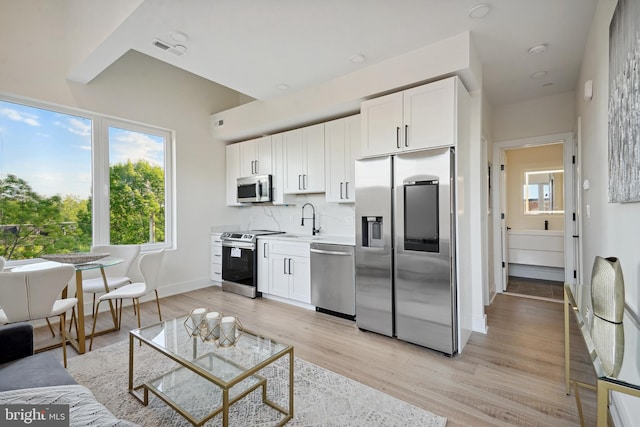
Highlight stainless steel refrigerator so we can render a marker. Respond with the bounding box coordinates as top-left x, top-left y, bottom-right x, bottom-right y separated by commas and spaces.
355, 148, 457, 355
